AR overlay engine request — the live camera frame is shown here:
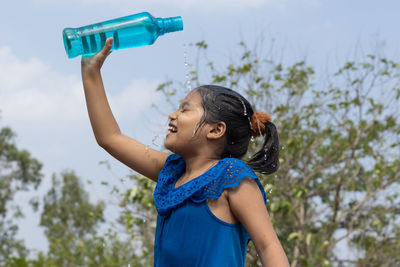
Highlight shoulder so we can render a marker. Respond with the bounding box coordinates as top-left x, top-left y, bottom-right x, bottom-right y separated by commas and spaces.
227, 177, 262, 197
220, 158, 268, 204
205, 157, 267, 204
217, 157, 258, 180
227, 177, 267, 222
